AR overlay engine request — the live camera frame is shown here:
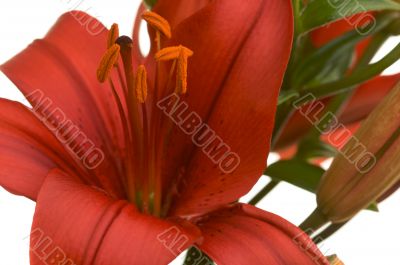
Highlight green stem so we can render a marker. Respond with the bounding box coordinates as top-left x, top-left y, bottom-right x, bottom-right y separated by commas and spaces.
312, 221, 348, 243
183, 247, 213, 265
299, 208, 328, 235
293, 0, 303, 37
249, 180, 280, 205
183, 247, 197, 265
272, 101, 295, 148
